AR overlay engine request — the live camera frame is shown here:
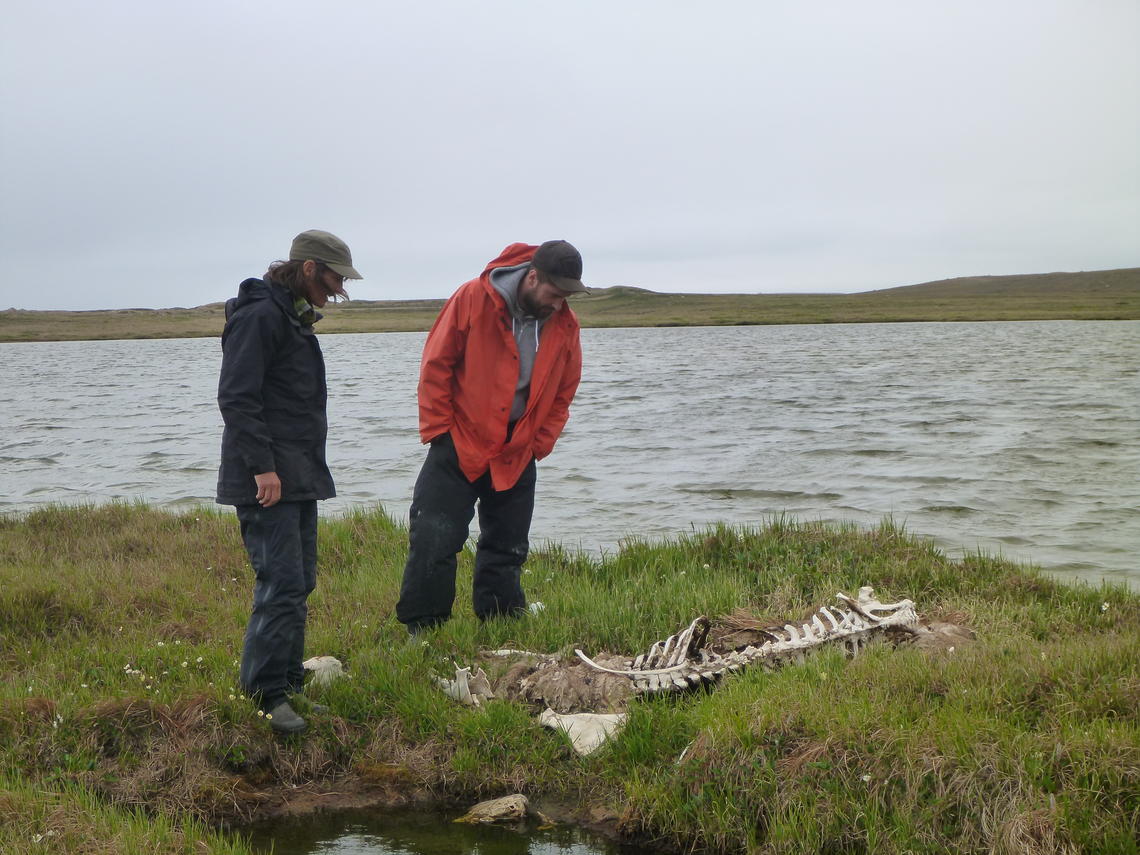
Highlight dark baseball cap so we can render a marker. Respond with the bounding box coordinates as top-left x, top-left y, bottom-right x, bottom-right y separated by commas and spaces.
289, 229, 363, 279
532, 240, 587, 293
